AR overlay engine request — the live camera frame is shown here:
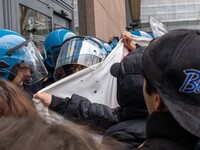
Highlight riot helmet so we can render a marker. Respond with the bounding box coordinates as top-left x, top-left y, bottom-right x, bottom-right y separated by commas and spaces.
102, 42, 112, 54
0, 29, 48, 85
108, 36, 119, 50
54, 36, 107, 81
85, 36, 112, 55
44, 29, 76, 69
